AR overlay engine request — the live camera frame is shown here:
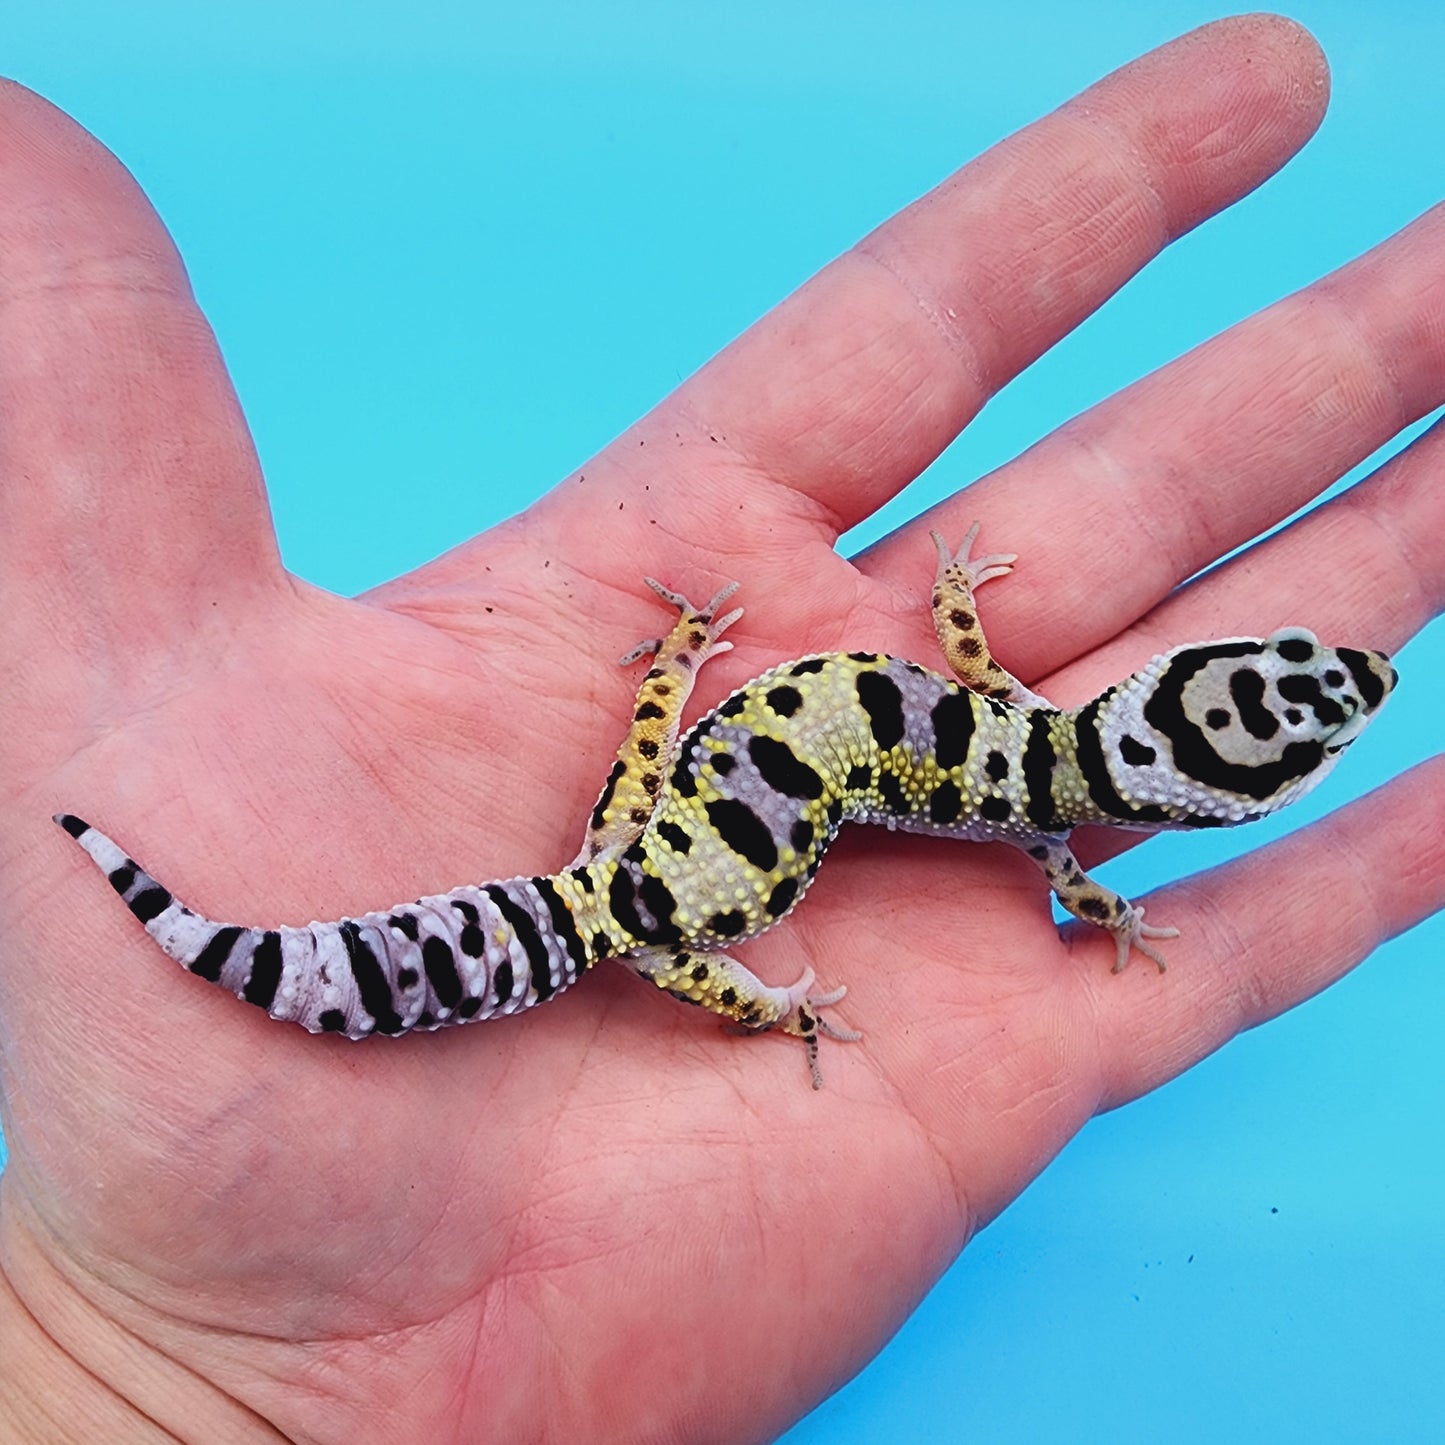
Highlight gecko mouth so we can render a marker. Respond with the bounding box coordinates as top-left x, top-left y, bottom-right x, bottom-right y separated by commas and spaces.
1324, 700, 1369, 755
